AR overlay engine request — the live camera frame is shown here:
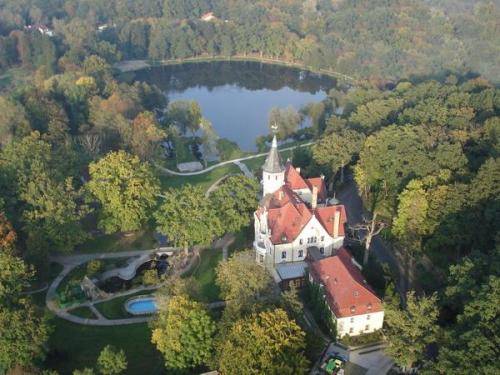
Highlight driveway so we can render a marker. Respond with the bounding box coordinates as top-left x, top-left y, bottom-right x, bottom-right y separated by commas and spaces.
337, 176, 410, 294
316, 342, 393, 375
